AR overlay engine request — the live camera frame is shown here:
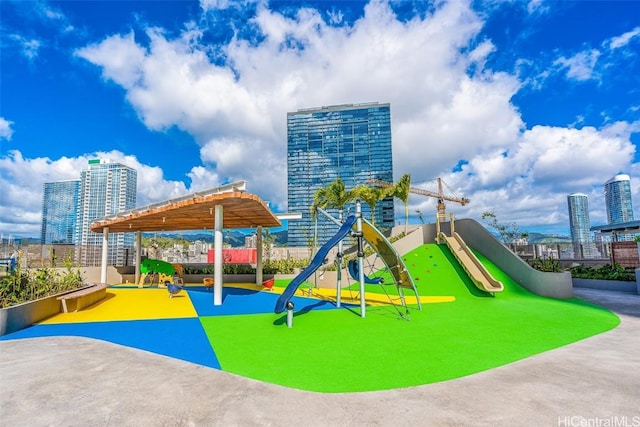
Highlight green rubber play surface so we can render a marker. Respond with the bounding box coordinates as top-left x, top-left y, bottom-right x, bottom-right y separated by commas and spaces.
200, 244, 620, 392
